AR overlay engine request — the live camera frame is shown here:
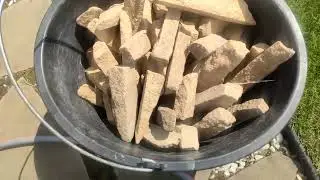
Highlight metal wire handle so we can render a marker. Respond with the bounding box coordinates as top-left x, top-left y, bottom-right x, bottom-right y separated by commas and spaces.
0, 0, 153, 172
